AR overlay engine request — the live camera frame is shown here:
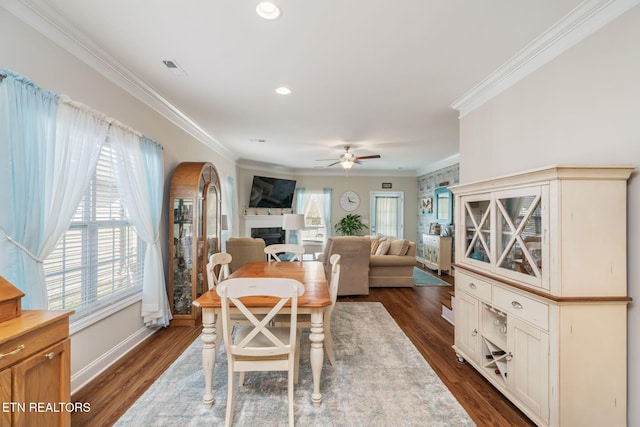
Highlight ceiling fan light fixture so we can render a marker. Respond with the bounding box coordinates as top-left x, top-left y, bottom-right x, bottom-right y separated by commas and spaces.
341, 160, 354, 169
256, 2, 281, 20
